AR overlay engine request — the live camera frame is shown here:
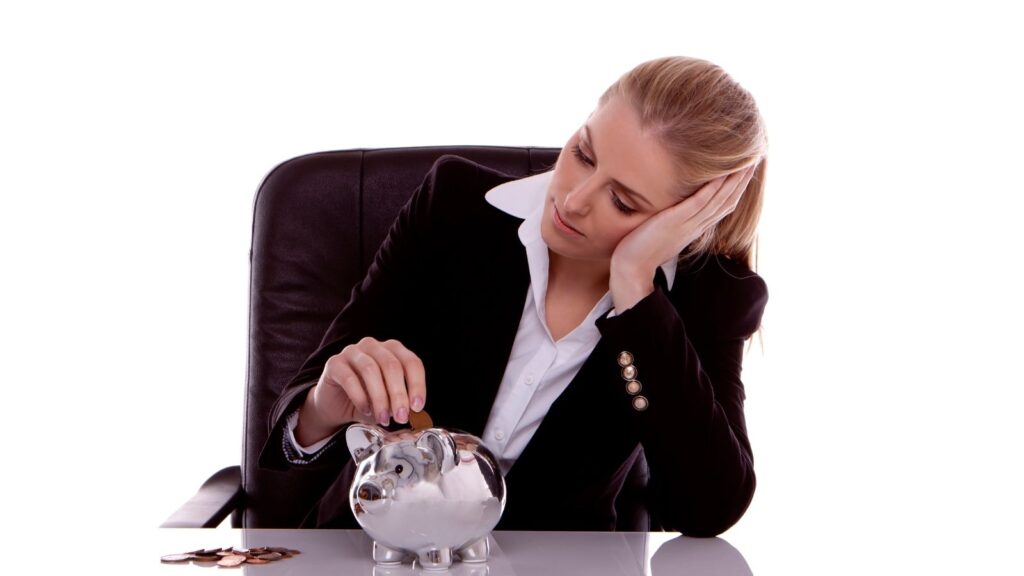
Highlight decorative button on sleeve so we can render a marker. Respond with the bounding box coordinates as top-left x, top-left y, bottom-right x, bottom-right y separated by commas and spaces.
617, 350, 646, 411
632, 396, 649, 411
